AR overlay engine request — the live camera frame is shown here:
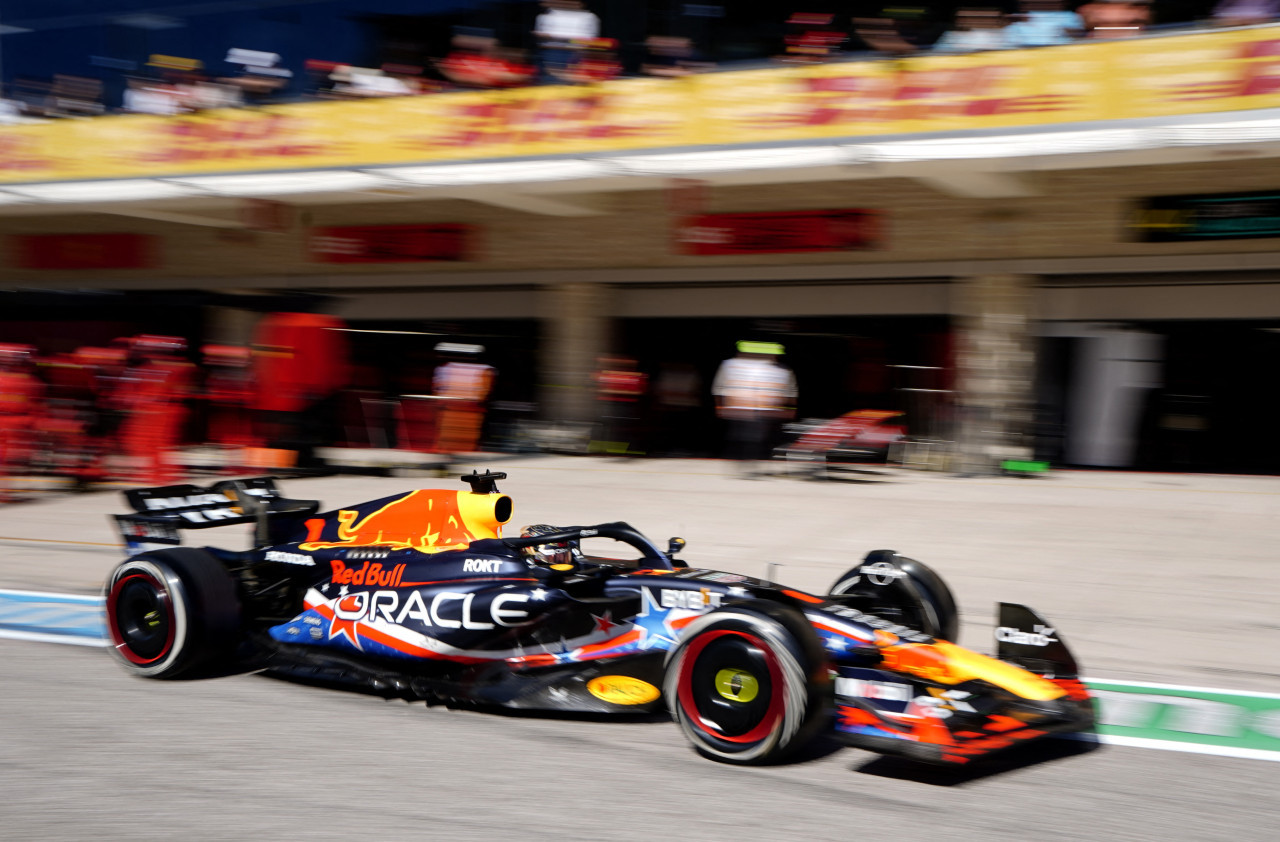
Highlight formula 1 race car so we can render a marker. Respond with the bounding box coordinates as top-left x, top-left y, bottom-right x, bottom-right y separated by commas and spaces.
775, 409, 908, 478
104, 471, 1093, 765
